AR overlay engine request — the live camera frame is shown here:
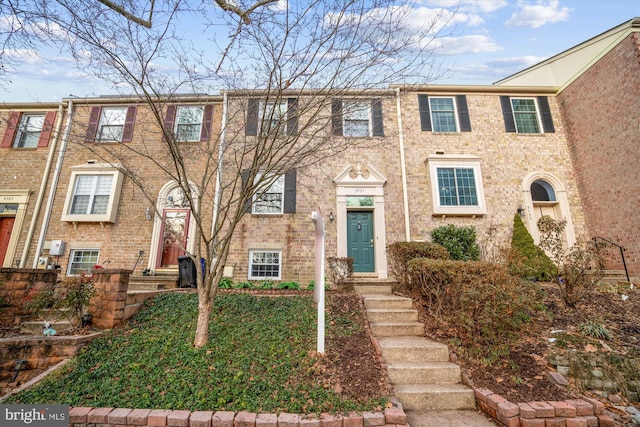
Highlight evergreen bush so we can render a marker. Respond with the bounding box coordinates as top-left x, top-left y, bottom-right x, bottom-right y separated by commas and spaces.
509, 214, 557, 281
430, 224, 480, 261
